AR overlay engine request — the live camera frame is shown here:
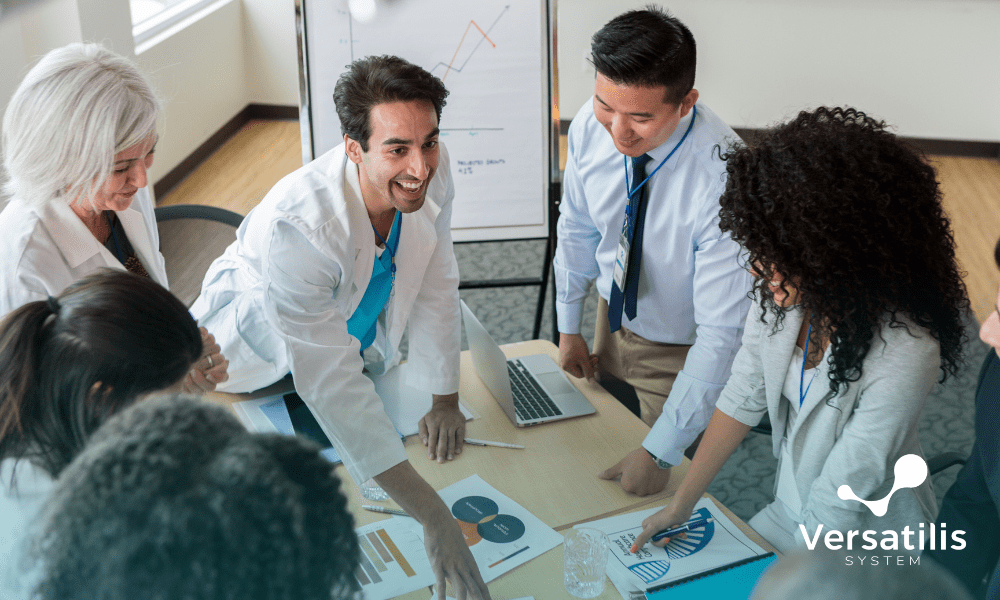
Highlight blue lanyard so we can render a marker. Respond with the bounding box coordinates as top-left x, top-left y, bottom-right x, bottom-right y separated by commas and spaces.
623, 105, 698, 201
371, 210, 402, 283
799, 323, 816, 408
